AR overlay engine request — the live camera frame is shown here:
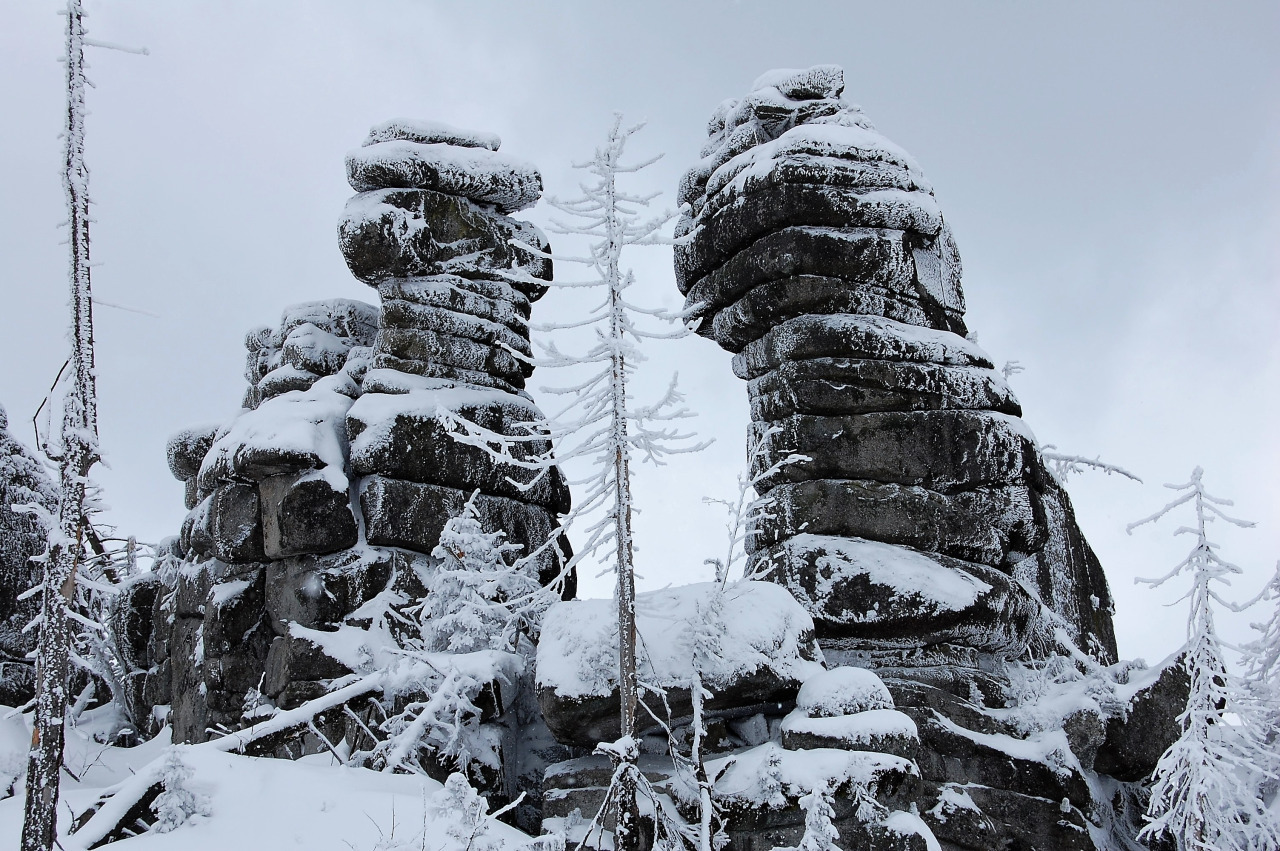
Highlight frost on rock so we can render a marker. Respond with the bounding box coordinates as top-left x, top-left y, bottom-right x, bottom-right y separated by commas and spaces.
535, 581, 824, 746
